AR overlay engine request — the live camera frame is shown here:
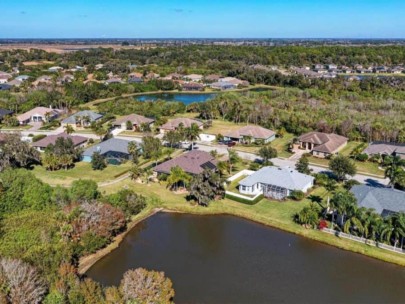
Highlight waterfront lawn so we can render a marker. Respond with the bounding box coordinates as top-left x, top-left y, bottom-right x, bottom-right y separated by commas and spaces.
32, 161, 133, 186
